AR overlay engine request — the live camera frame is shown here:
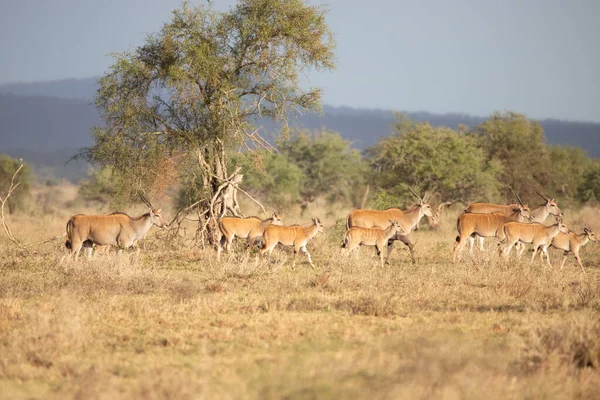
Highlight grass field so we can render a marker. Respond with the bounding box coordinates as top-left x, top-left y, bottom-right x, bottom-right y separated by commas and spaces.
1, 188, 599, 399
